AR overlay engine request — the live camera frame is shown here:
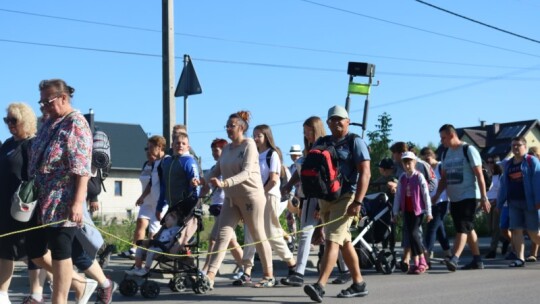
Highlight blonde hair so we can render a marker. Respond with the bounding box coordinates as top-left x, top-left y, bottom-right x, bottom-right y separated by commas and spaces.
6, 102, 37, 137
